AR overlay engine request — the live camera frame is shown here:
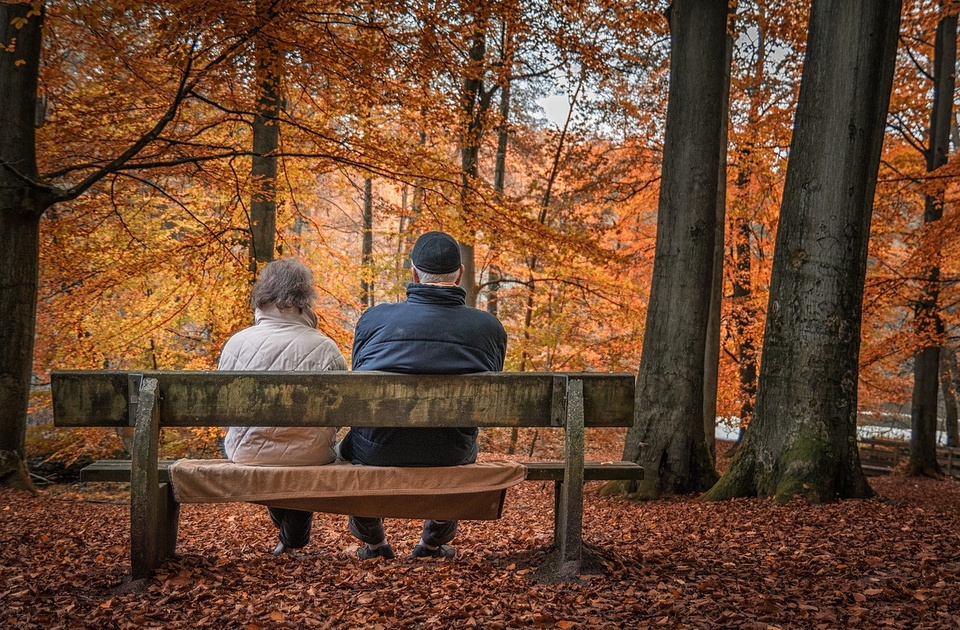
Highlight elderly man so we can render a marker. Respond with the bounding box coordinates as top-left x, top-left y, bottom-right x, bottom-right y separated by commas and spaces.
339, 230, 508, 560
